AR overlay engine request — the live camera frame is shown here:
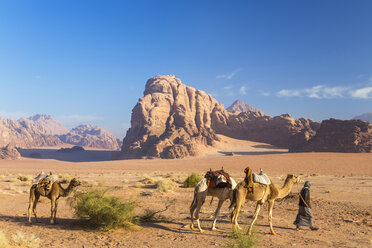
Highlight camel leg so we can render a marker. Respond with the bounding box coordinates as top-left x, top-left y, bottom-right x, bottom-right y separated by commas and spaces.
52, 198, 59, 224
194, 195, 206, 233
211, 199, 224, 230
247, 203, 262, 236
190, 195, 197, 230
32, 194, 41, 223
268, 200, 277, 235
231, 192, 245, 231
28, 188, 36, 224
50, 197, 56, 224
